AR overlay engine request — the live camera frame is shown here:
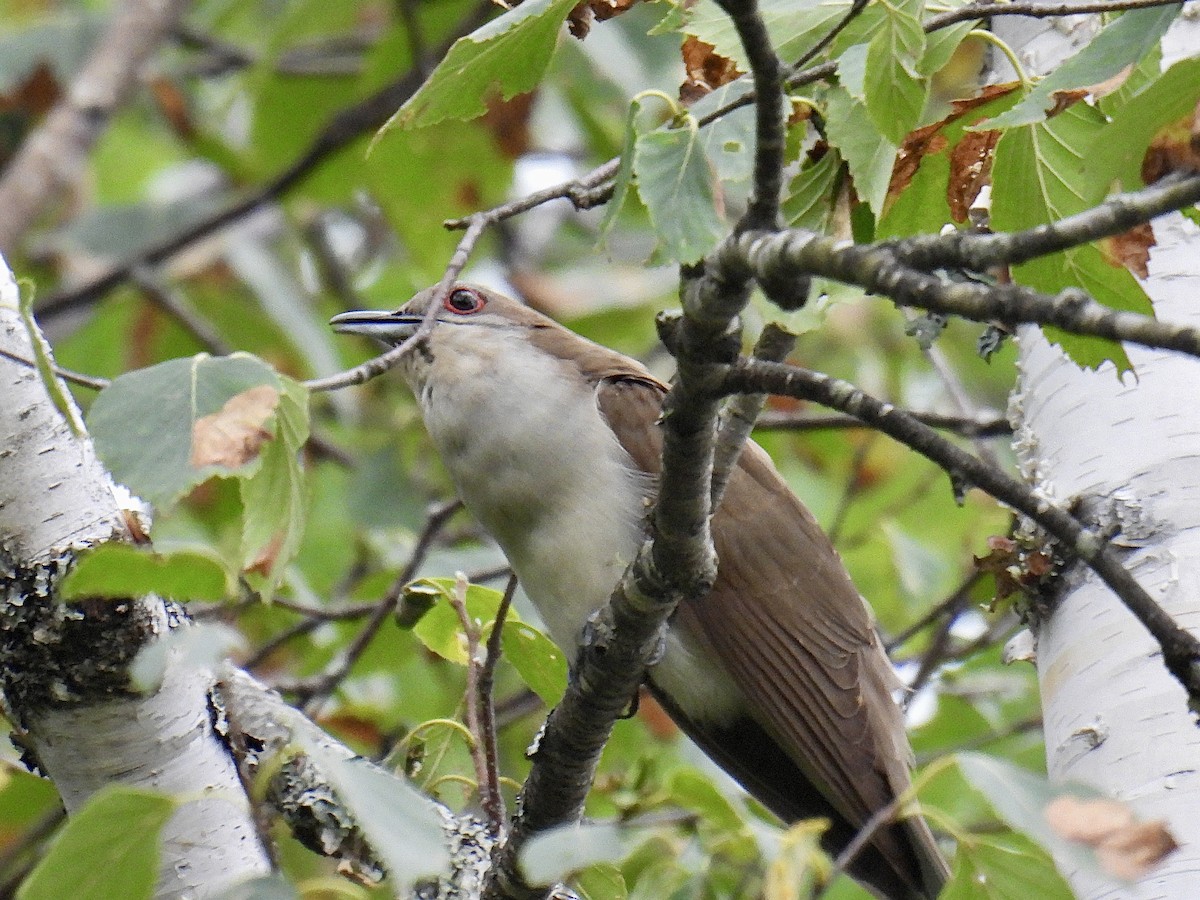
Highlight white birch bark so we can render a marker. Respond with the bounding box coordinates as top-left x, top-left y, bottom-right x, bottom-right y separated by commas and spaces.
0, 260, 272, 897
998, 12, 1200, 899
